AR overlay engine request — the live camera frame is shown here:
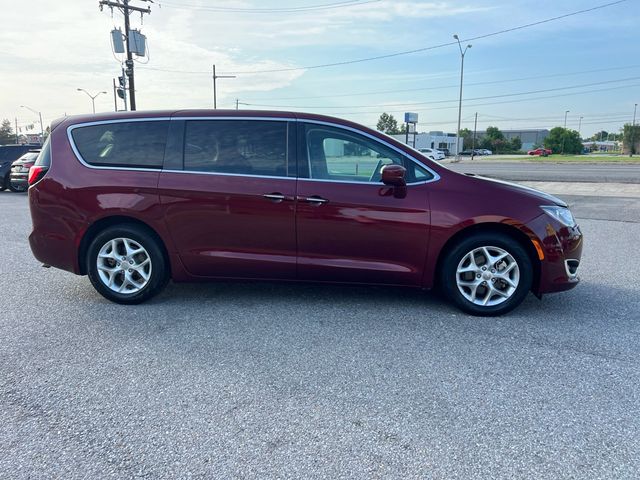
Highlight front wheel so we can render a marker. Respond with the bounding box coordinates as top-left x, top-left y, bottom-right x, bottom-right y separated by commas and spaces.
87, 225, 169, 304
440, 233, 533, 316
